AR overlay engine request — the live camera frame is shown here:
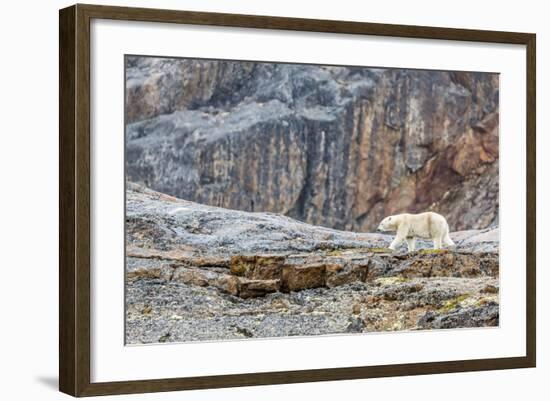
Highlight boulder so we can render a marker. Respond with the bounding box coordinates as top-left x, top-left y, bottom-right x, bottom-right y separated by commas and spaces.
325, 262, 369, 288
237, 279, 281, 299
230, 255, 285, 280
281, 263, 327, 292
